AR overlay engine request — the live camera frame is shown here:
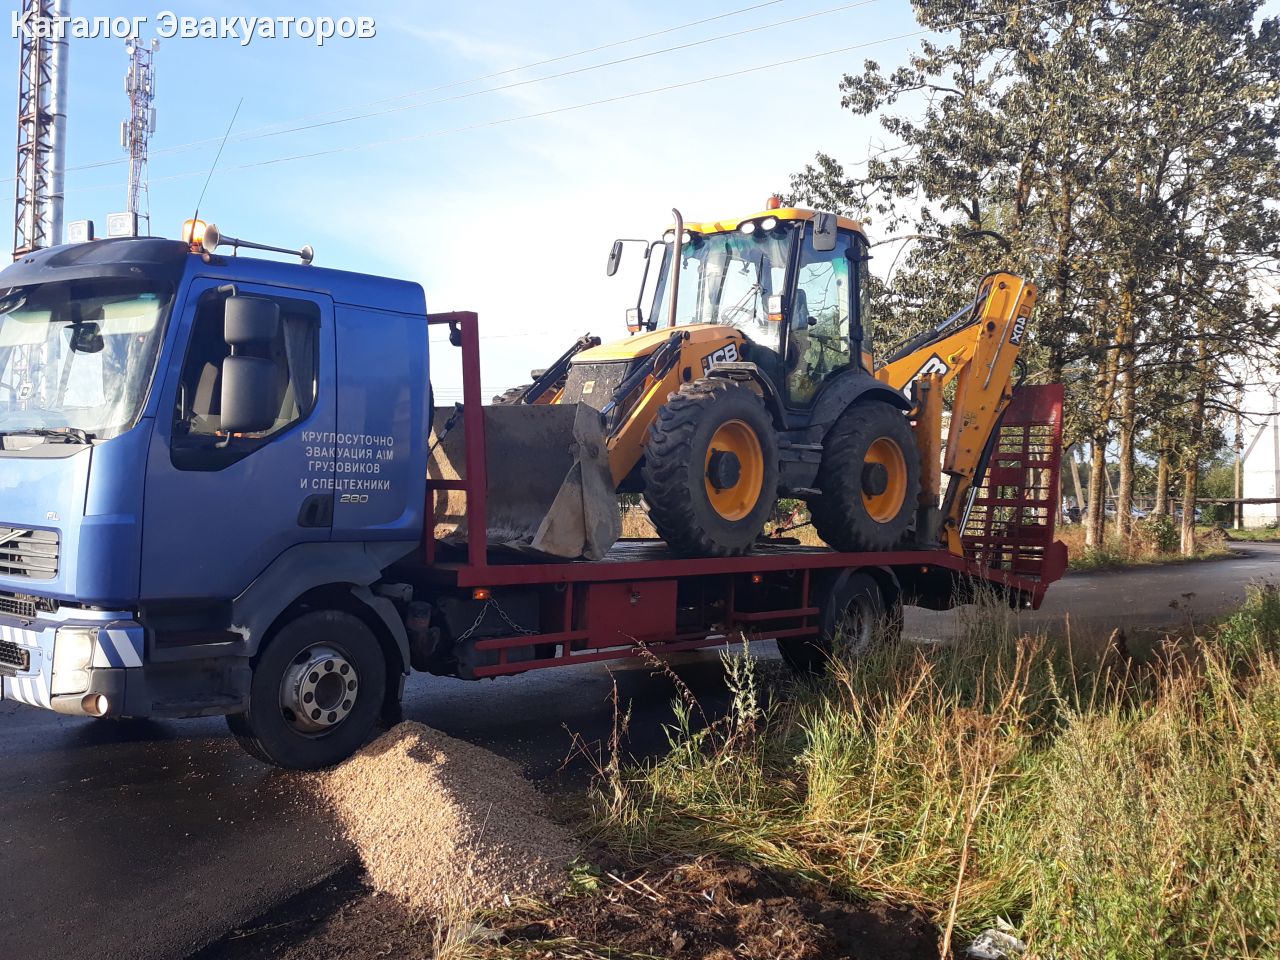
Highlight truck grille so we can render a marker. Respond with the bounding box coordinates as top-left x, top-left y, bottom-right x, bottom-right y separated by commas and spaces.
0, 638, 31, 673
0, 594, 36, 618
0, 526, 59, 581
